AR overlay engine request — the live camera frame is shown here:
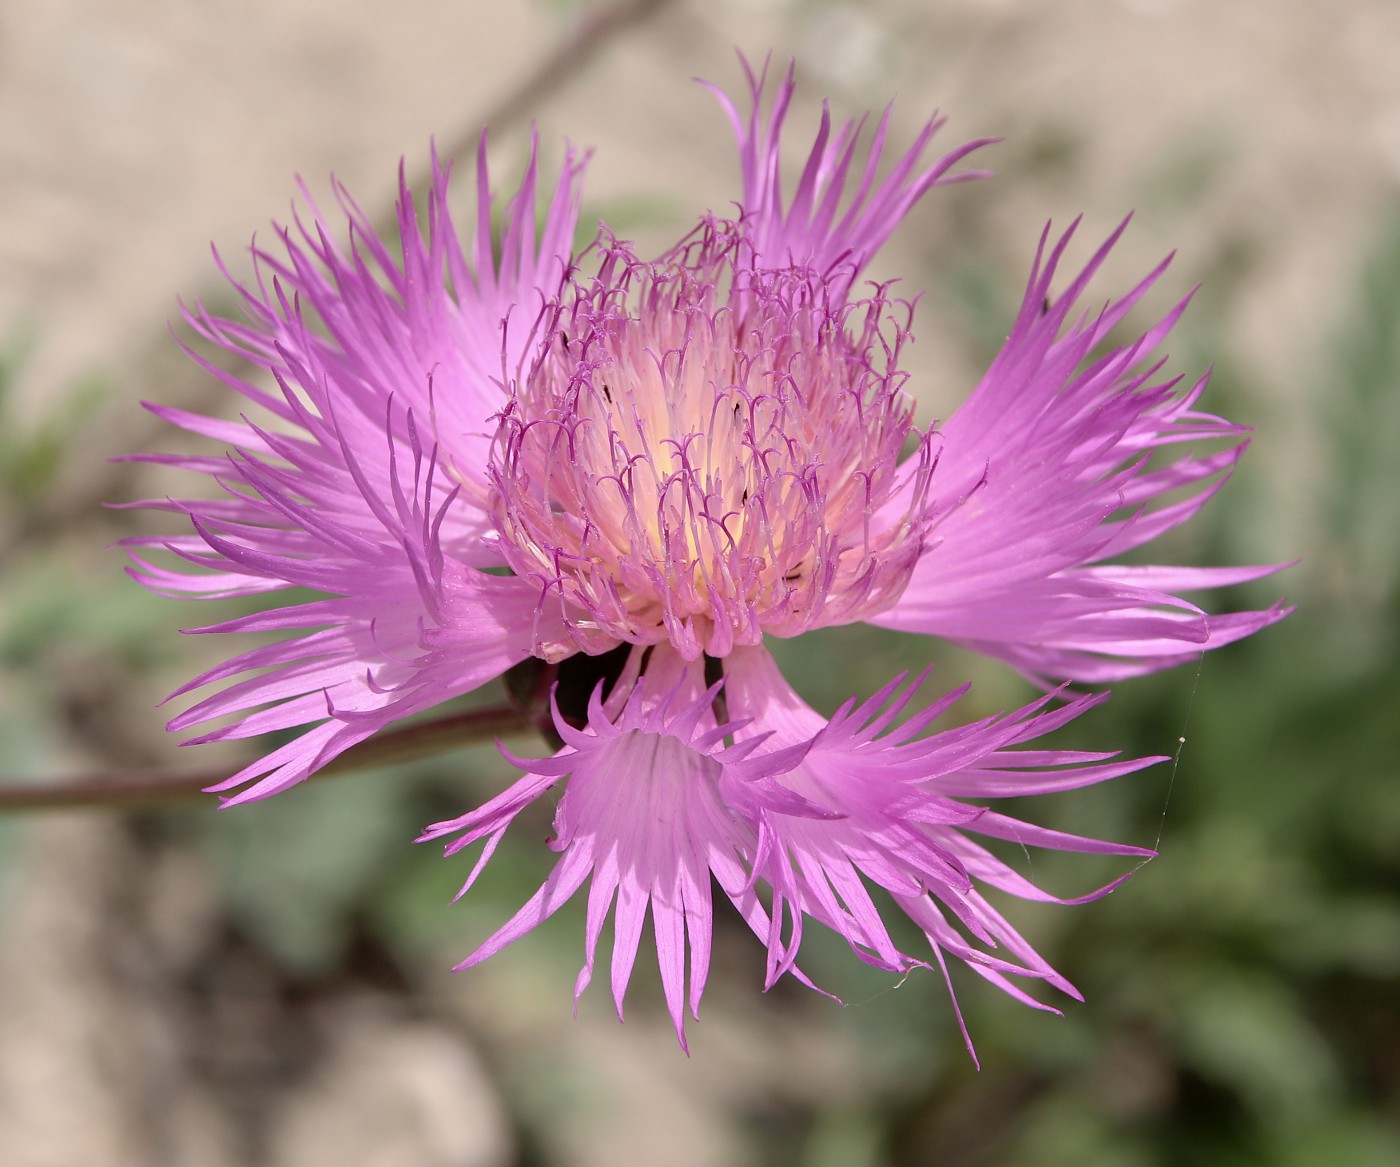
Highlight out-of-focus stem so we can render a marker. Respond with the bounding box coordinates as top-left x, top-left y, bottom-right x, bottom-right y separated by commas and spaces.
0, 703, 531, 814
